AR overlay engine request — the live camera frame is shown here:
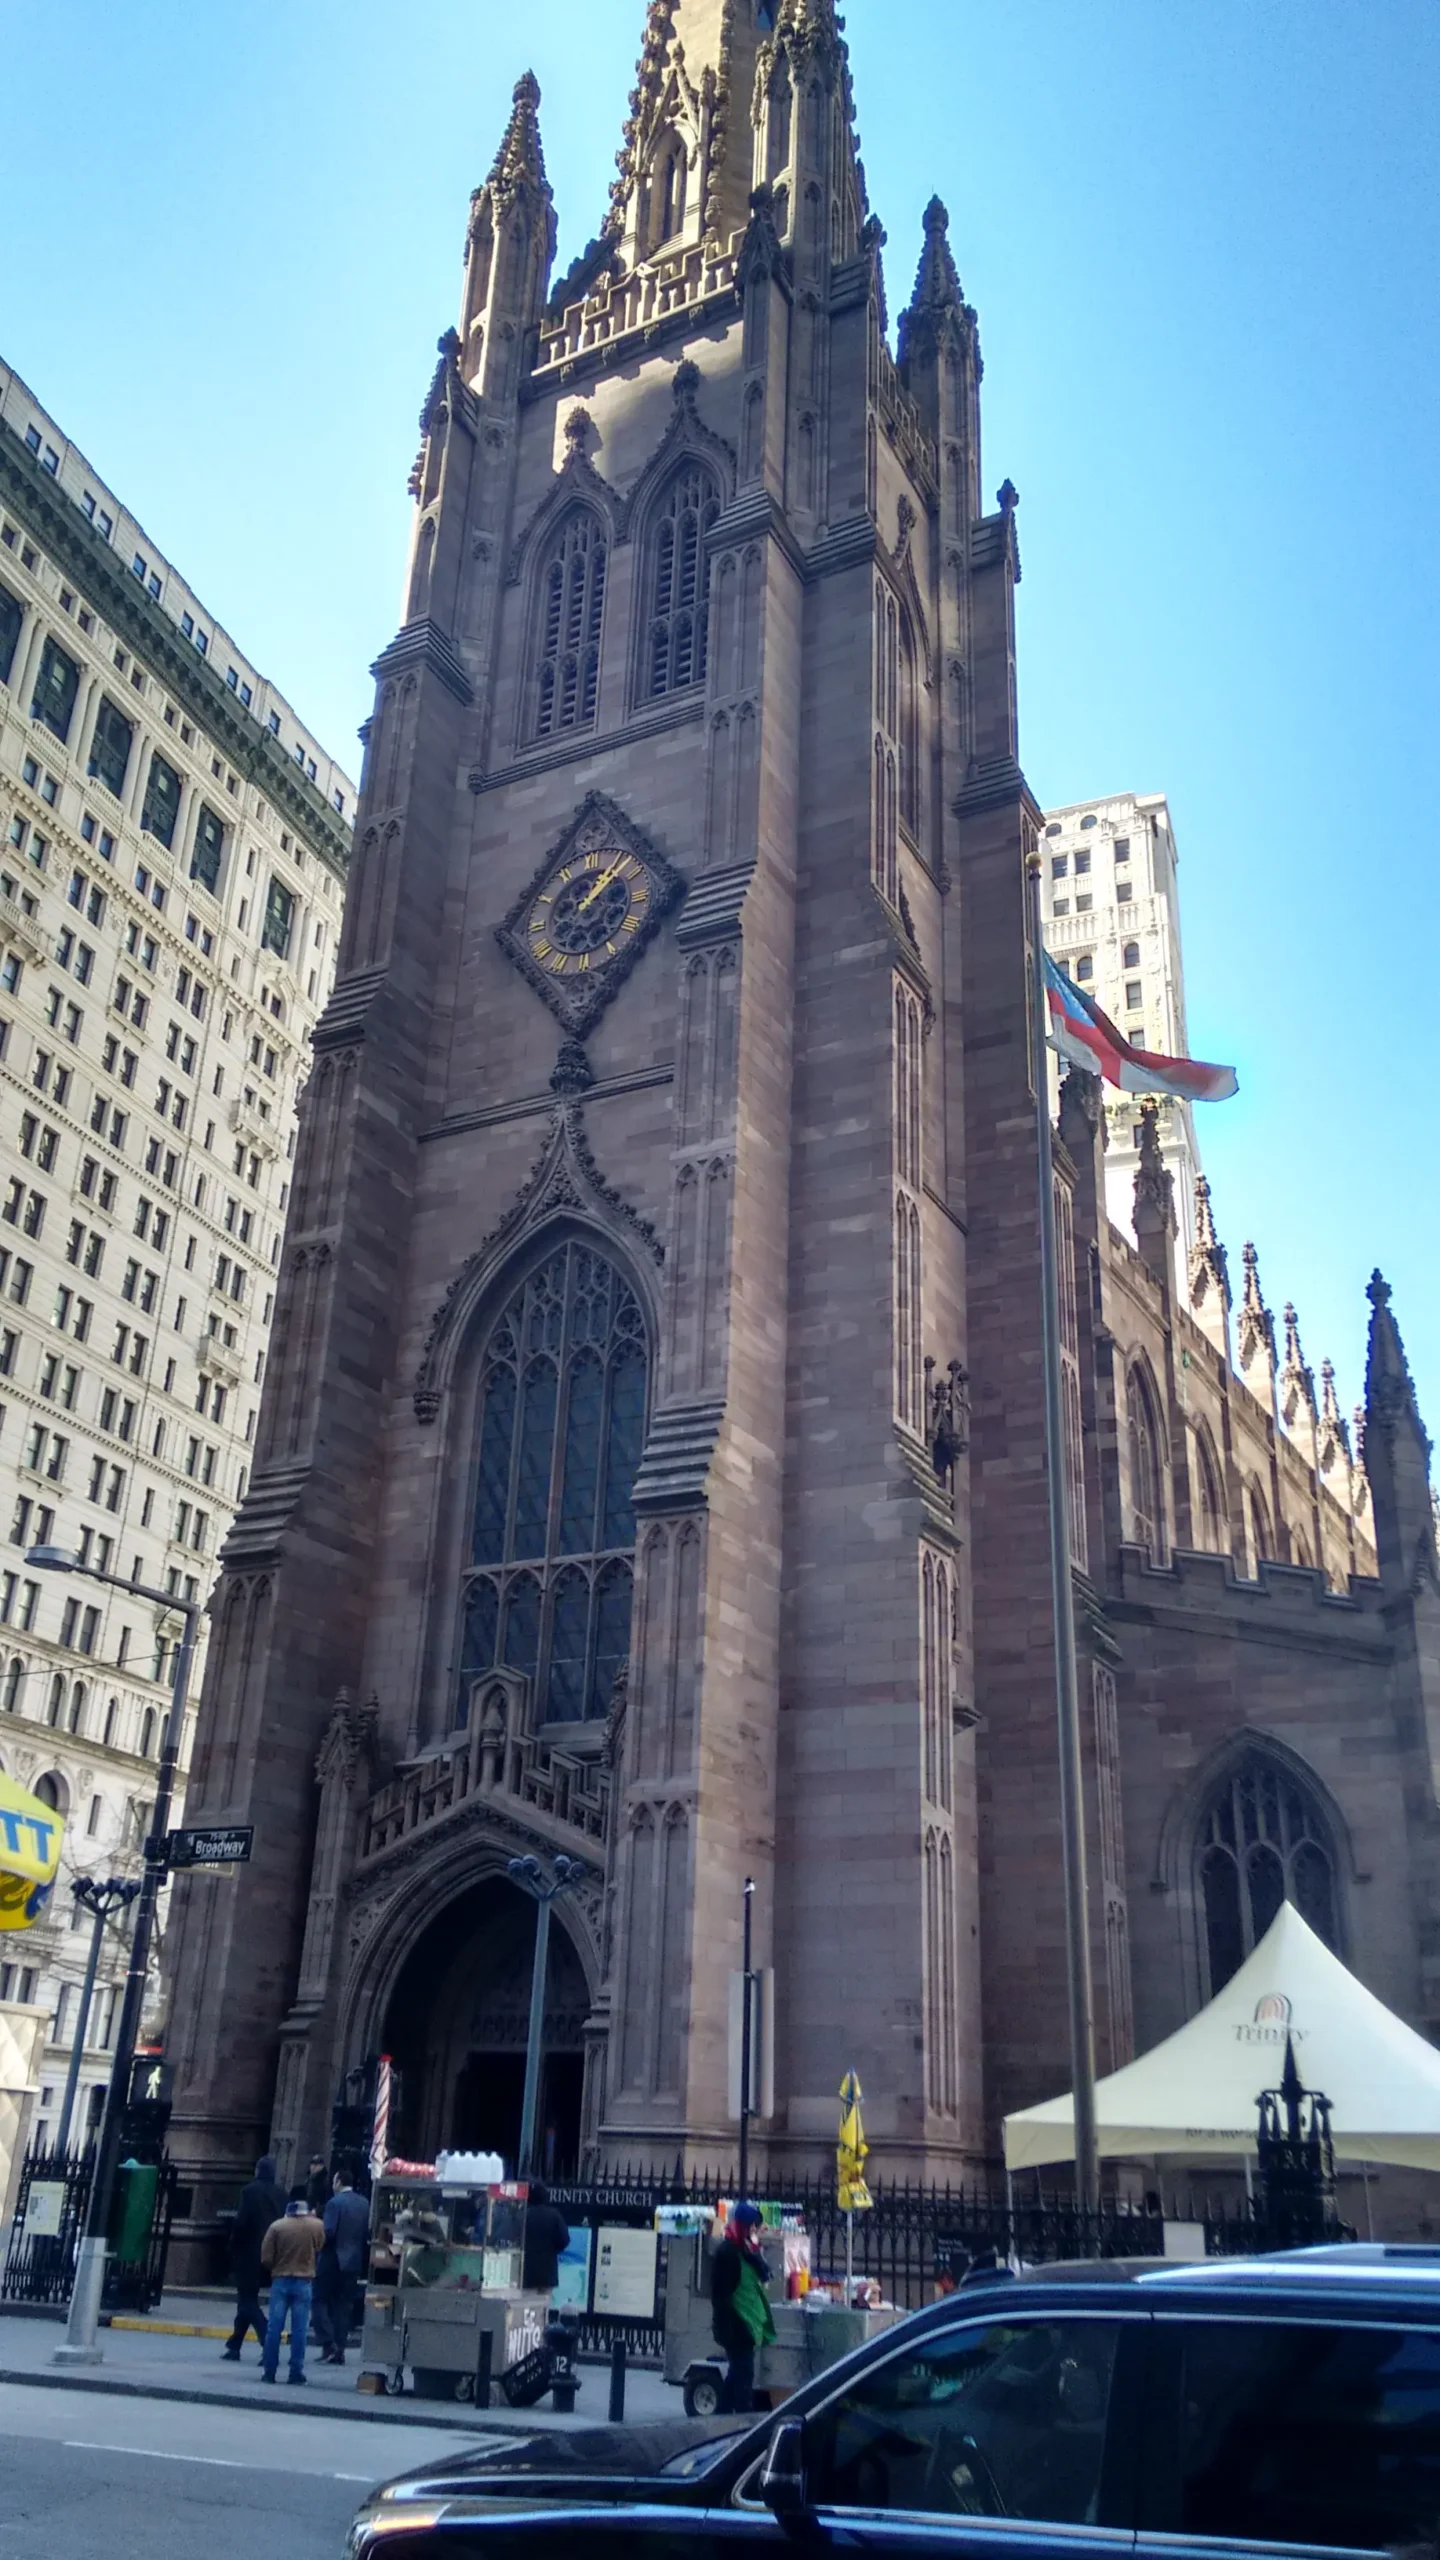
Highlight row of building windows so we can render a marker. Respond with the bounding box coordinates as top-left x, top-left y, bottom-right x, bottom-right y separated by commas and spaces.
13, 454, 342, 799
